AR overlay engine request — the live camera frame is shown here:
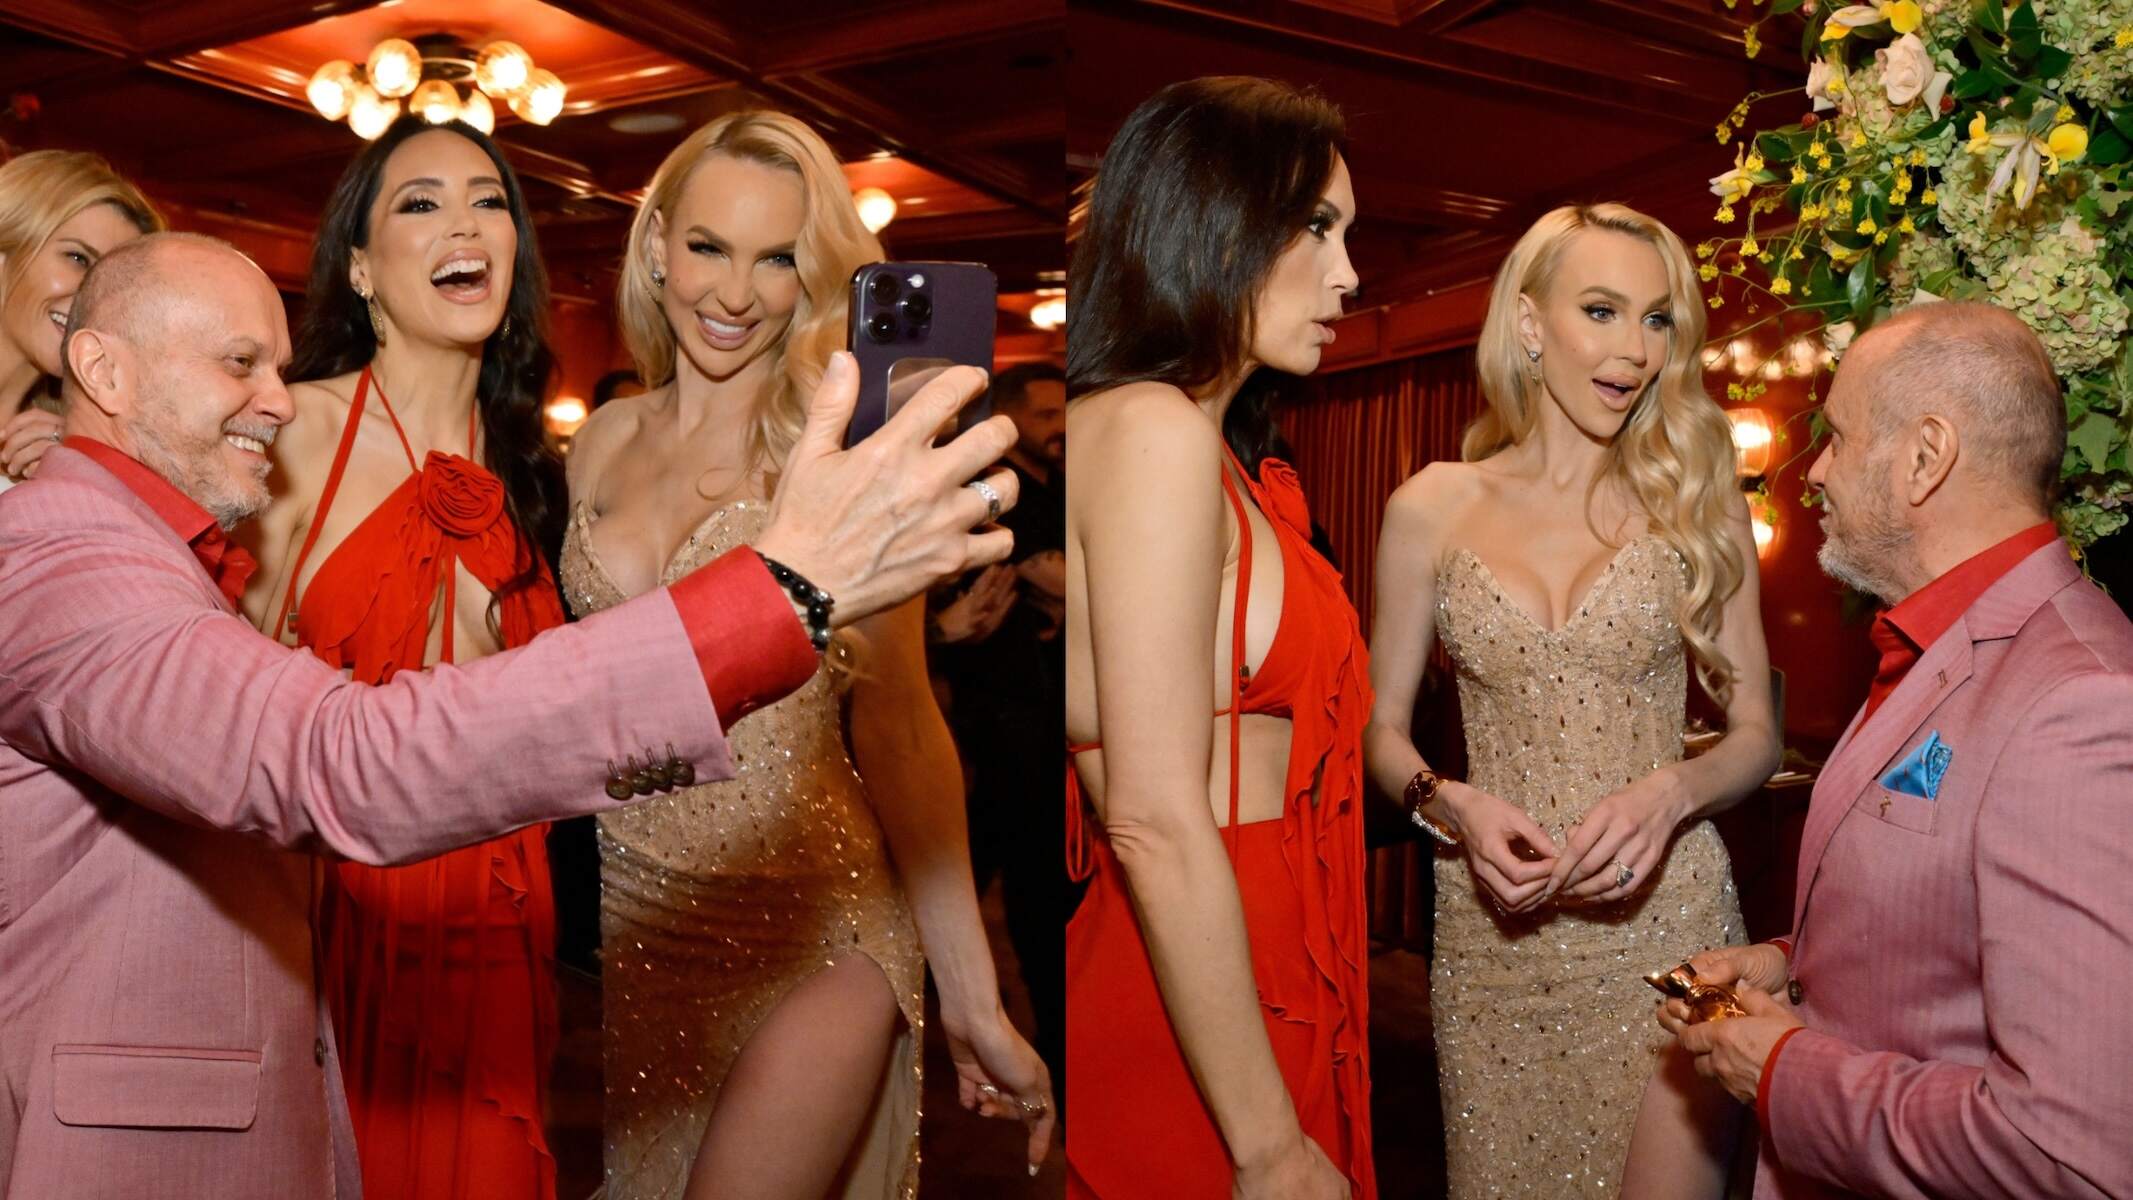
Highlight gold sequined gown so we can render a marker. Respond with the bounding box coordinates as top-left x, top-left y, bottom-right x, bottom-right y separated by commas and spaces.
561, 500, 925, 1200
1430, 535, 1744, 1199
